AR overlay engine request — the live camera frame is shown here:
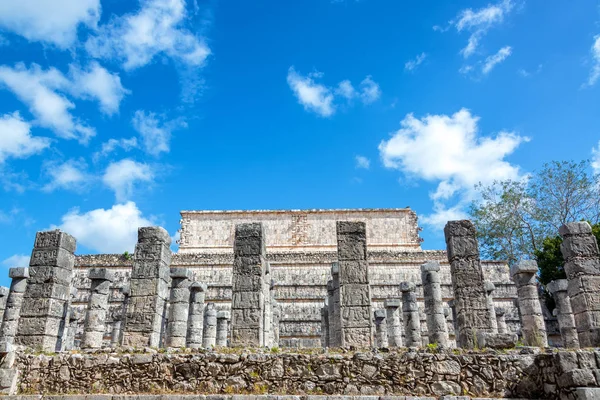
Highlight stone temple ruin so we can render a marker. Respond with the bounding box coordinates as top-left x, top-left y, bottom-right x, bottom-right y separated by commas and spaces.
0, 208, 599, 399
